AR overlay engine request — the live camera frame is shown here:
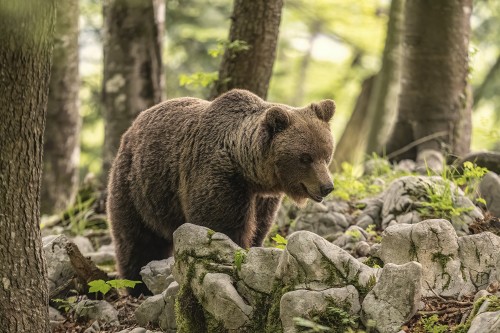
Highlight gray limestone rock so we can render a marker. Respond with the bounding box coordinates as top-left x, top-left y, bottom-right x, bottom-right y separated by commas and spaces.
173, 224, 240, 286
71, 236, 94, 254
276, 230, 379, 291
467, 311, 500, 333
280, 286, 361, 333
479, 172, 500, 217
380, 220, 464, 297
333, 225, 368, 251
380, 219, 500, 298
158, 281, 179, 331
458, 232, 500, 294
361, 262, 423, 333
135, 293, 165, 327
380, 176, 483, 233
194, 273, 253, 330
140, 257, 175, 295
74, 300, 119, 326
238, 247, 282, 294
43, 234, 75, 294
